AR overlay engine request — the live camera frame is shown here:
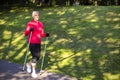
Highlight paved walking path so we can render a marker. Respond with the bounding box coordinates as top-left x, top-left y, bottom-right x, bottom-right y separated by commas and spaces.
0, 60, 76, 80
